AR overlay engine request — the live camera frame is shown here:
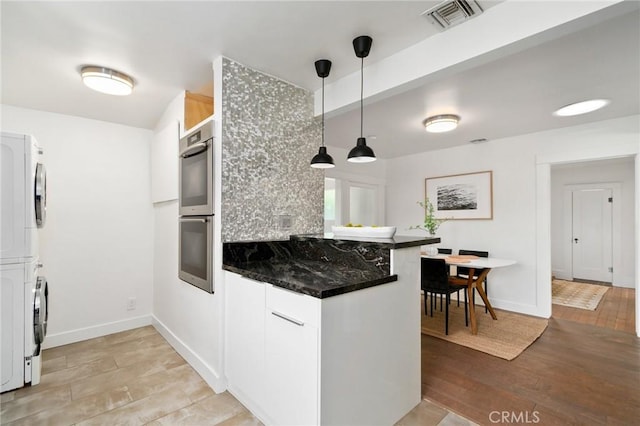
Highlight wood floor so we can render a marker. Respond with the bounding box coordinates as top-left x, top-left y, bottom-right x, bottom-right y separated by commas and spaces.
552, 286, 635, 333
422, 287, 639, 425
